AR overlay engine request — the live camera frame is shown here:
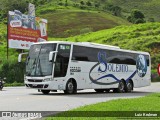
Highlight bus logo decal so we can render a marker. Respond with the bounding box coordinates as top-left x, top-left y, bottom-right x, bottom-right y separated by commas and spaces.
136, 55, 147, 77
89, 51, 138, 85
97, 51, 107, 73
